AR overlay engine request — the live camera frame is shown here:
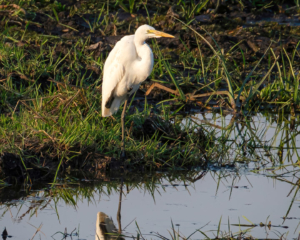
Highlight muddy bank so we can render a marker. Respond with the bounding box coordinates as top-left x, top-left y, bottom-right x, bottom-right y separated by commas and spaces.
0, 114, 209, 184
0, 148, 208, 185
